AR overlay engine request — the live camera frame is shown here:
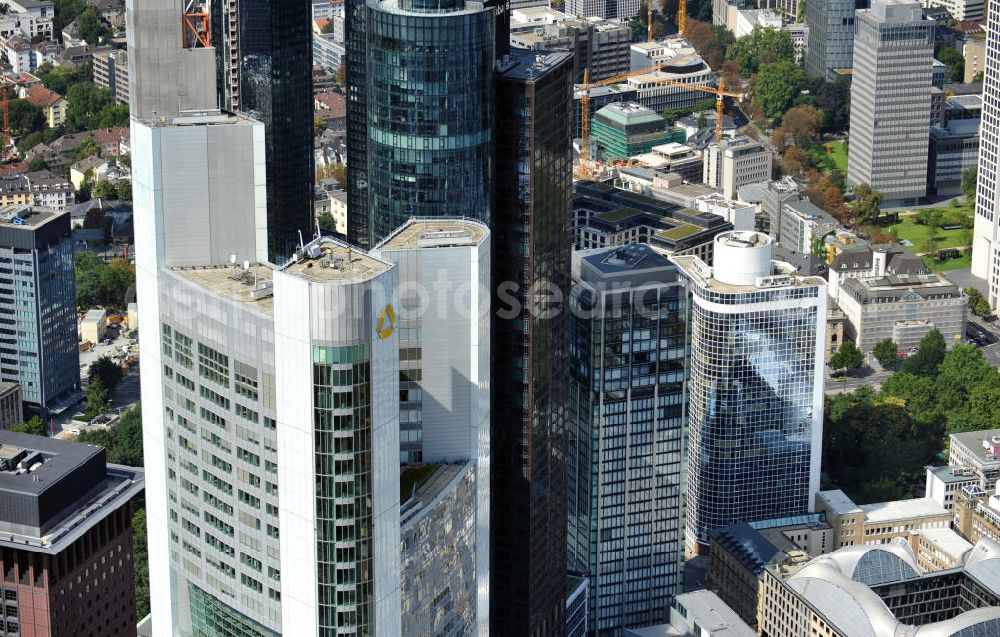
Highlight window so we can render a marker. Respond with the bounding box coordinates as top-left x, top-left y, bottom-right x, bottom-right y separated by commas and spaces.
198, 343, 229, 387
